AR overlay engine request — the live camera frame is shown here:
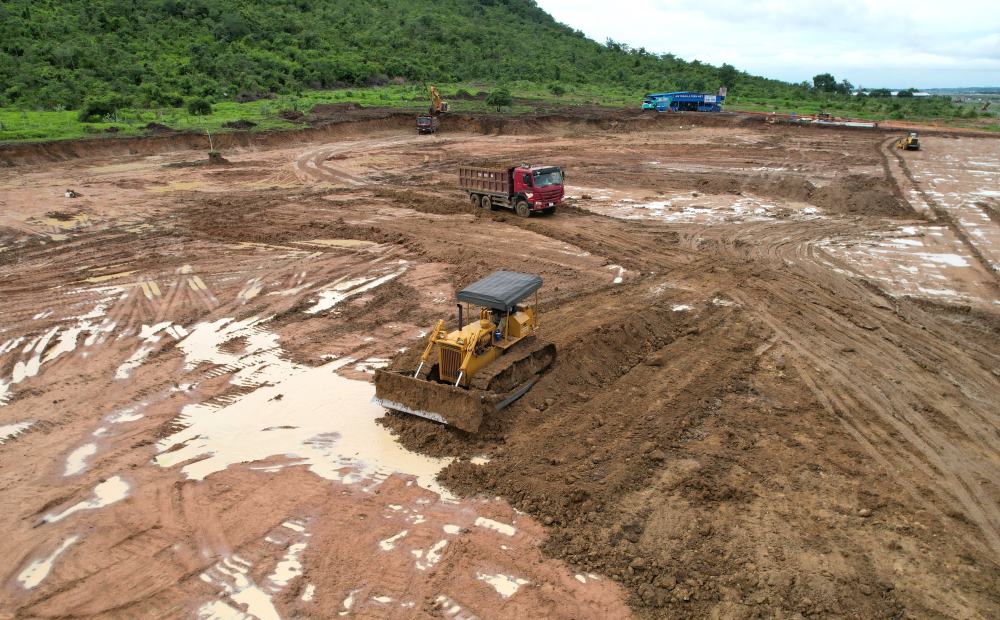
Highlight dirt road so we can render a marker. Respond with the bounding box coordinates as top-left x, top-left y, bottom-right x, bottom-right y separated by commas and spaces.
1, 112, 998, 619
